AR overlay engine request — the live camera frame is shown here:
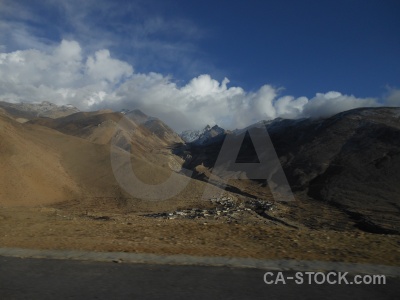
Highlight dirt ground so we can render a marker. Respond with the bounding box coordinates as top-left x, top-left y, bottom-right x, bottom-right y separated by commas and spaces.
1, 195, 399, 266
